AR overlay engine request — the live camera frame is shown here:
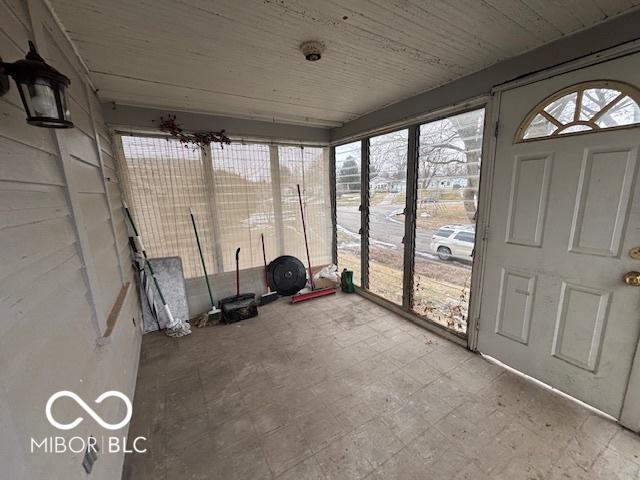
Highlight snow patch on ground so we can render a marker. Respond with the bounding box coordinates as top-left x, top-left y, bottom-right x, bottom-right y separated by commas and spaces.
337, 224, 360, 239
338, 224, 397, 249
386, 209, 405, 226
